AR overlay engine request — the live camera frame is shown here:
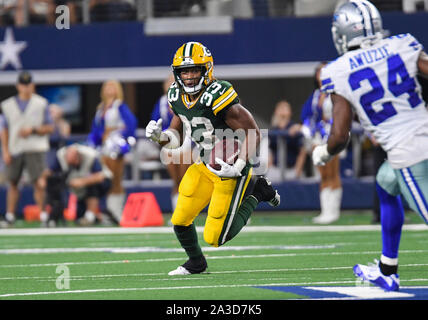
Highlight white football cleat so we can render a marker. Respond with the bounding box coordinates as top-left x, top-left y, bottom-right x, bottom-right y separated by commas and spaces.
353, 260, 400, 291
168, 266, 192, 276
168, 256, 208, 276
